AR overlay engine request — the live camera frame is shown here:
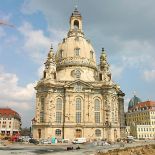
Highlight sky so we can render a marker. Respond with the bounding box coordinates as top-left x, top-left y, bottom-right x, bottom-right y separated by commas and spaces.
0, 0, 155, 127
